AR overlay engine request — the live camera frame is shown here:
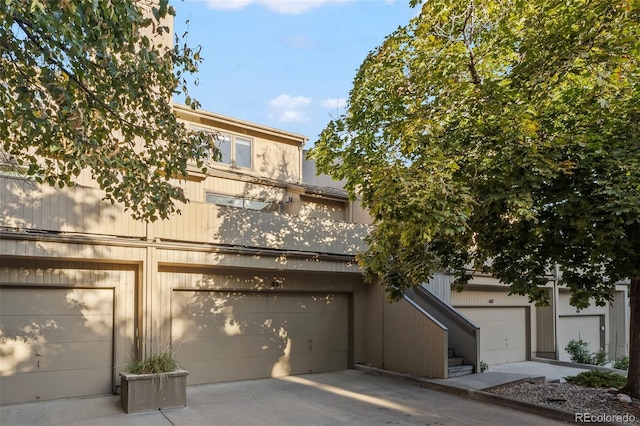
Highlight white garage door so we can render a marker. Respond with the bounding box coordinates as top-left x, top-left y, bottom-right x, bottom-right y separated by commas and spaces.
0, 288, 114, 404
557, 316, 602, 362
456, 307, 527, 365
172, 291, 349, 384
